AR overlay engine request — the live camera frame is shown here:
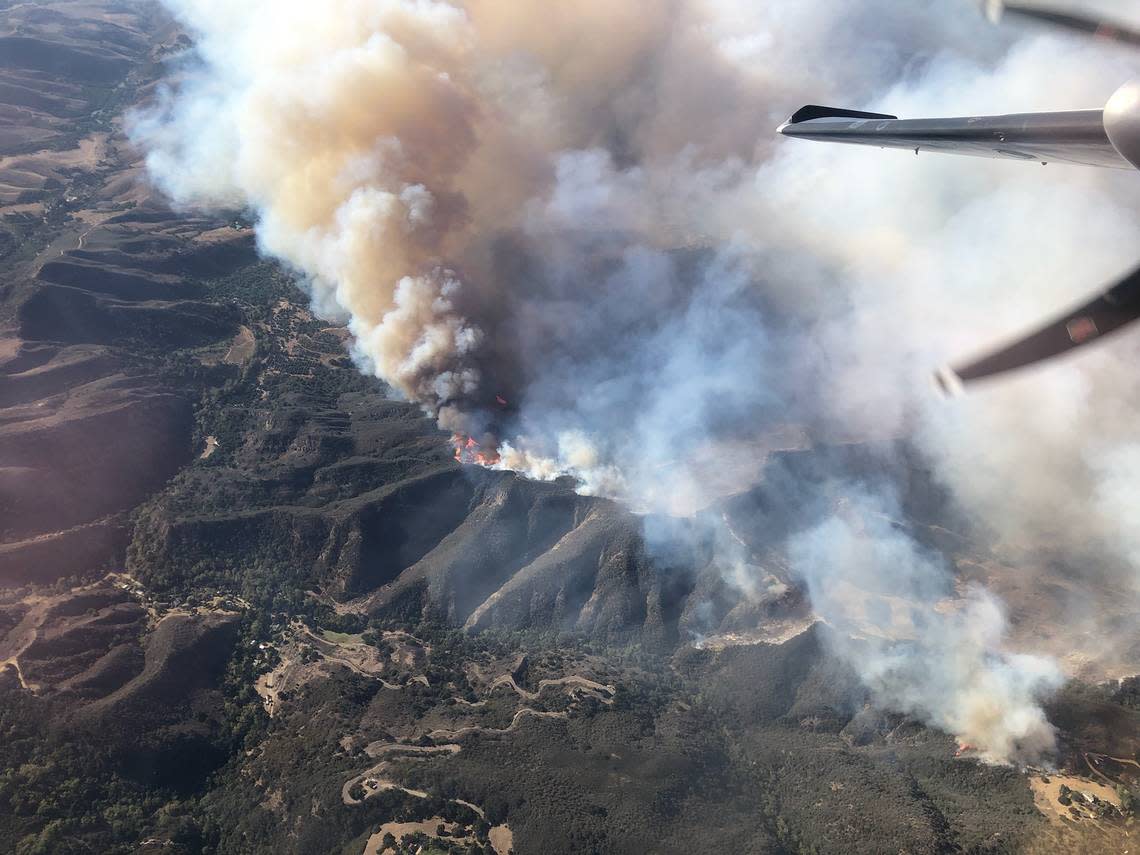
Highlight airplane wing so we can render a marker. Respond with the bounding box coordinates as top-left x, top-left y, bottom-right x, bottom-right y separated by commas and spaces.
936, 263, 1140, 390
995, 2, 1140, 49
778, 105, 1131, 169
